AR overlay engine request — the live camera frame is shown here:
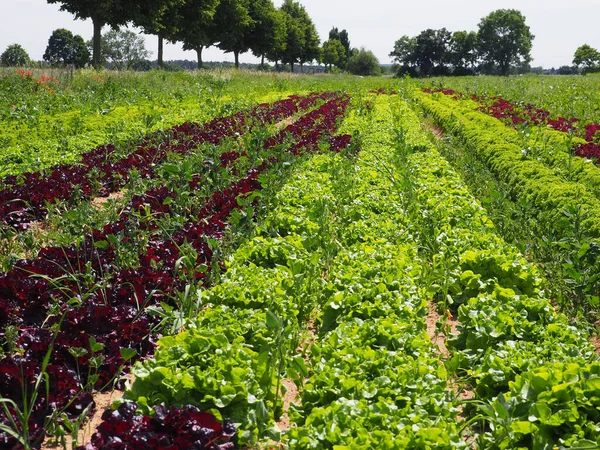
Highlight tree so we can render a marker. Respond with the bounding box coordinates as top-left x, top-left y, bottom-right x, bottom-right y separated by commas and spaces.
215, 0, 254, 68
280, 0, 319, 72
322, 38, 346, 71
43, 28, 90, 67
47, 0, 133, 68
130, 0, 184, 69
97, 29, 151, 69
248, 0, 286, 66
265, 9, 288, 68
449, 30, 477, 74
0, 44, 30, 67
389, 35, 417, 76
168, 0, 220, 69
347, 47, 380, 76
477, 9, 534, 76
573, 44, 600, 73
329, 27, 351, 64
412, 28, 452, 76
